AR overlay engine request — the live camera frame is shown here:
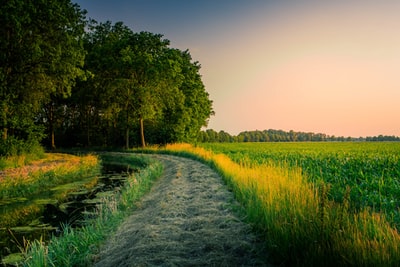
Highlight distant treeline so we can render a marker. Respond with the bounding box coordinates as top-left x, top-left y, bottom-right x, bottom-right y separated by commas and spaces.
198, 129, 400, 143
